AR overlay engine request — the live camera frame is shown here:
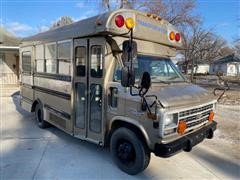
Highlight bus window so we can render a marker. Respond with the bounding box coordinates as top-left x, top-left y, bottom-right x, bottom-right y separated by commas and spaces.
90, 84, 102, 133
22, 51, 31, 73
91, 46, 103, 78
76, 83, 86, 128
58, 41, 71, 75
35, 45, 44, 72
75, 46, 86, 76
113, 61, 121, 82
45, 43, 57, 74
